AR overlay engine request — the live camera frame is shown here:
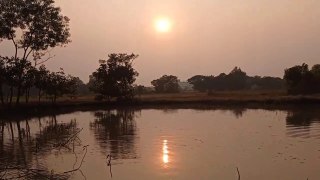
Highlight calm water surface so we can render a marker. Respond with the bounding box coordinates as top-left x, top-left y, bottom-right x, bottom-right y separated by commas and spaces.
0, 107, 320, 179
